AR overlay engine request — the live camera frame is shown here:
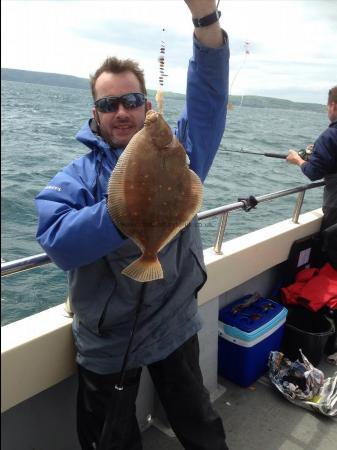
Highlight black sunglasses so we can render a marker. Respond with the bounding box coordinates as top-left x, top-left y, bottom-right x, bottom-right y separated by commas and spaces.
94, 92, 146, 113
